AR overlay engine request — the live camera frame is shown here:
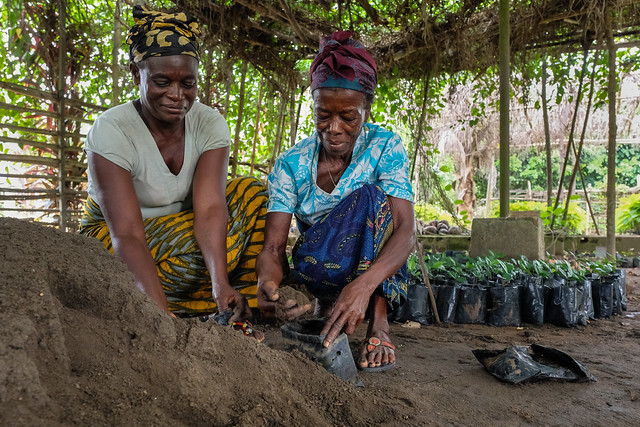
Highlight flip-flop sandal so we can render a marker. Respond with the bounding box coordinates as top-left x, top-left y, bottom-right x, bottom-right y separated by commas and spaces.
199, 309, 233, 325
358, 337, 397, 373
232, 320, 264, 343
